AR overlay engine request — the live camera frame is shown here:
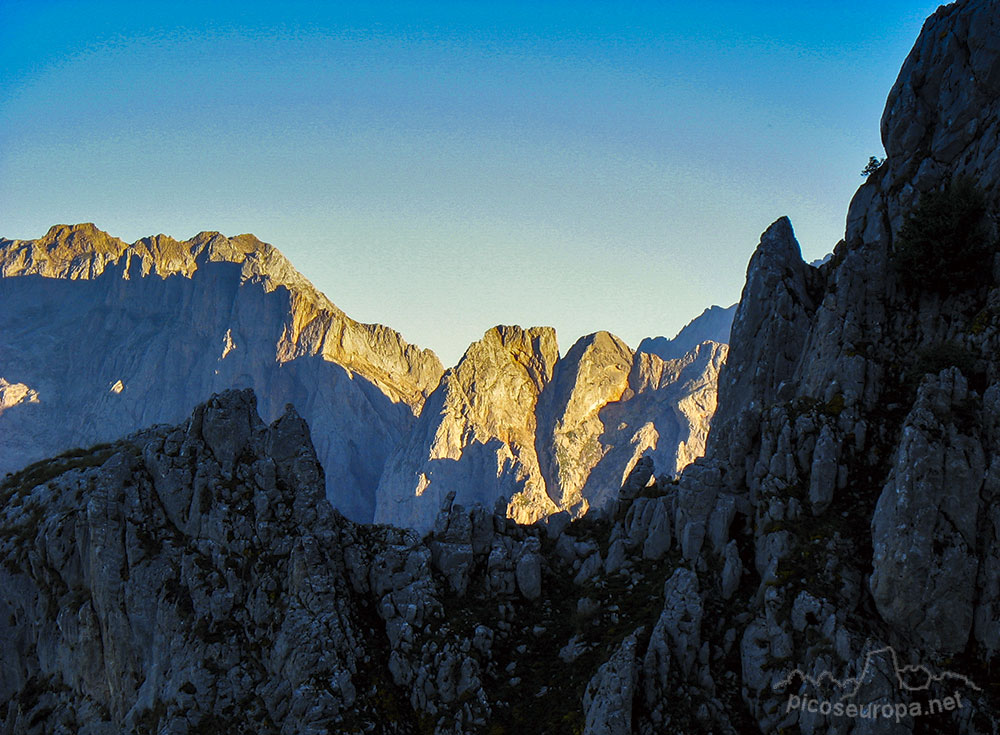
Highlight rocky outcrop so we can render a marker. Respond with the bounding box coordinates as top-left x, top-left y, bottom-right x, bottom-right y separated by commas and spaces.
637, 2, 1000, 733
375, 326, 560, 530
582, 629, 642, 735
0, 390, 379, 733
0, 379, 38, 417
579, 341, 727, 513
1, 226, 731, 532
376, 328, 728, 531
870, 368, 984, 654
0, 390, 725, 735
708, 216, 819, 461
535, 332, 633, 511
0, 226, 443, 521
